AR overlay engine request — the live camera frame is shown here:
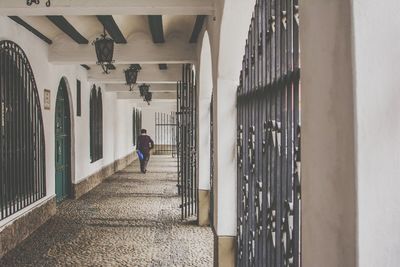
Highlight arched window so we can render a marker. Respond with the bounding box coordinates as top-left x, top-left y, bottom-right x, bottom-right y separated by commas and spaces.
132, 108, 136, 146
132, 108, 142, 146
0, 40, 46, 220
90, 86, 103, 162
